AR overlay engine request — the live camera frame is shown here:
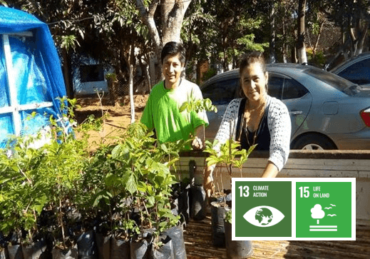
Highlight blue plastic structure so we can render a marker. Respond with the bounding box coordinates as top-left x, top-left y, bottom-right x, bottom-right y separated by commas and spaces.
0, 7, 66, 147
